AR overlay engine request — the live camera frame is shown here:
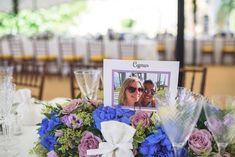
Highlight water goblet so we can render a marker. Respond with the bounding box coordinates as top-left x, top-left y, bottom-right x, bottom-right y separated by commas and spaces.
156, 87, 203, 157
204, 95, 235, 156
0, 82, 19, 156
74, 69, 101, 100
